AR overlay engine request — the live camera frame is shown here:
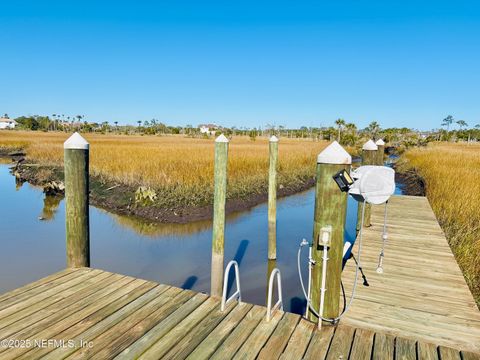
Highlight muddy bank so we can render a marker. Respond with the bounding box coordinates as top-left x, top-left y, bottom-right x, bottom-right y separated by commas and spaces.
394, 165, 426, 196
8, 160, 315, 224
